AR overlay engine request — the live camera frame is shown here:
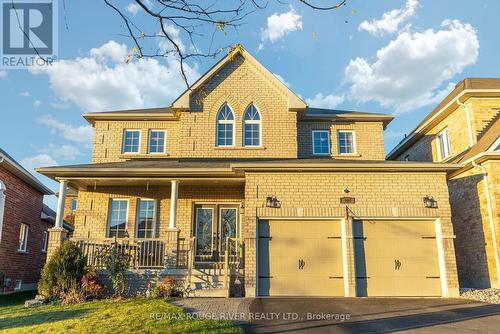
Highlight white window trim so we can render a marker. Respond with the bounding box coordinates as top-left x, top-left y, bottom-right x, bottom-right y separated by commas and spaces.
107, 199, 129, 238
42, 231, 48, 252
135, 198, 157, 238
148, 130, 167, 154
312, 130, 331, 156
488, 136, 500, 152
243, 105, 262, 147
122, 129, 141, 154
0, 180, 6, 245
216, 105, 235, 147
18, 223, 29, 252
14, 280, 22, 291
337, 130, 357, 155
436, 128, 451, 161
